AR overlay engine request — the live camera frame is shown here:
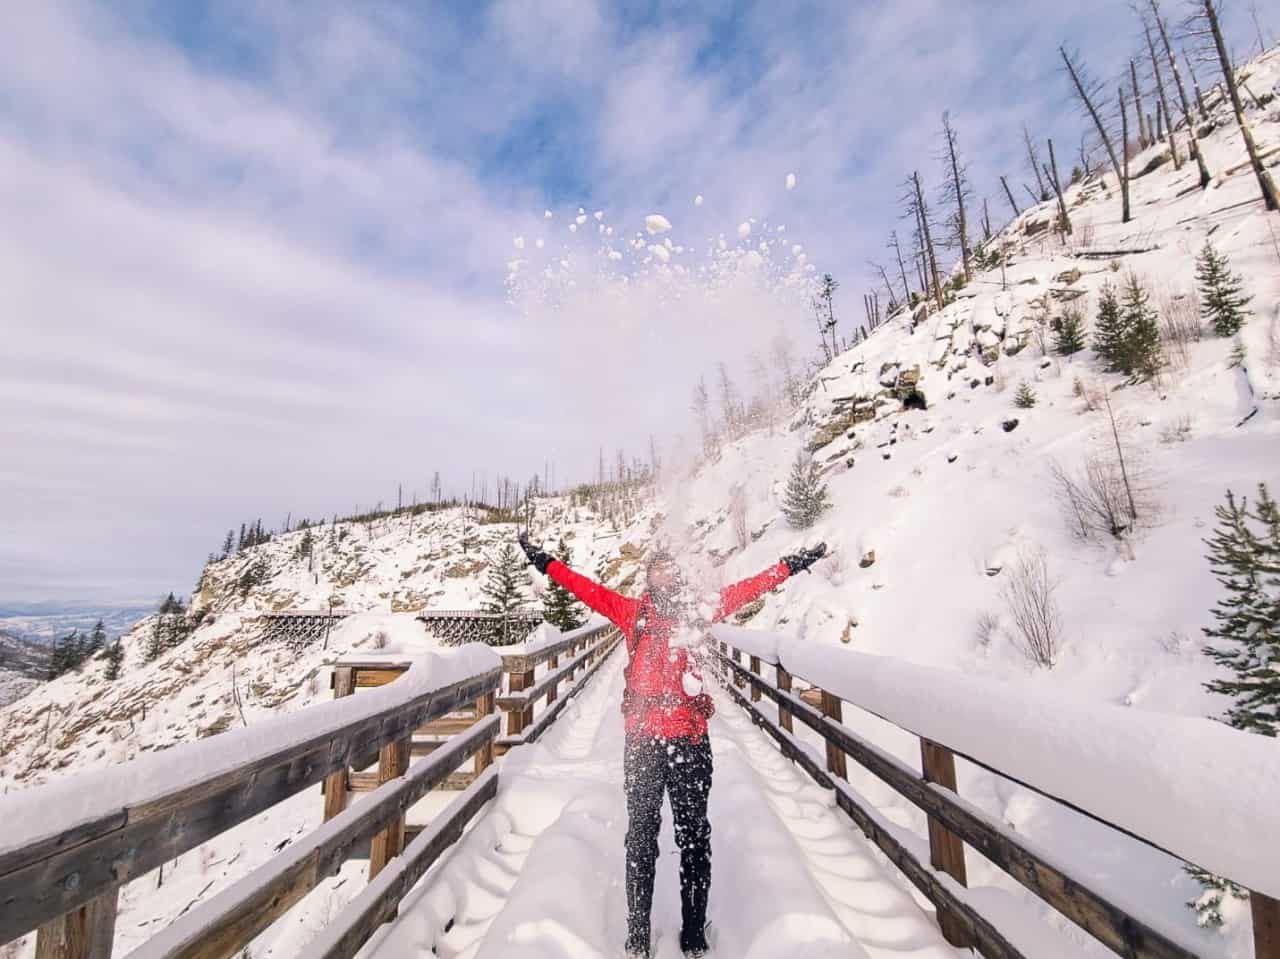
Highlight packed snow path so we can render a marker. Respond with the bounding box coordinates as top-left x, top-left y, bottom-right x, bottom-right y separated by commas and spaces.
362, 649, 961, 959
